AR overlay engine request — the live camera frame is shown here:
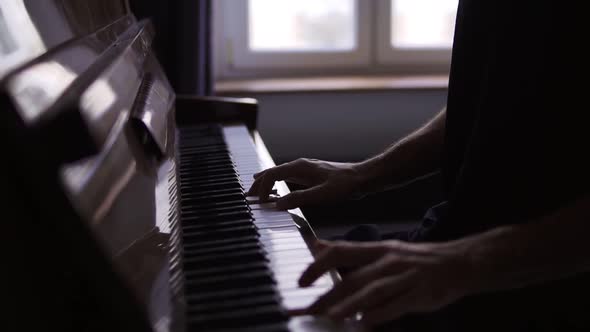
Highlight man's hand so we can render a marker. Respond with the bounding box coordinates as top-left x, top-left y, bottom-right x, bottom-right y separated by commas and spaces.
297, 240, 473, 327
247, 158, 367, 210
